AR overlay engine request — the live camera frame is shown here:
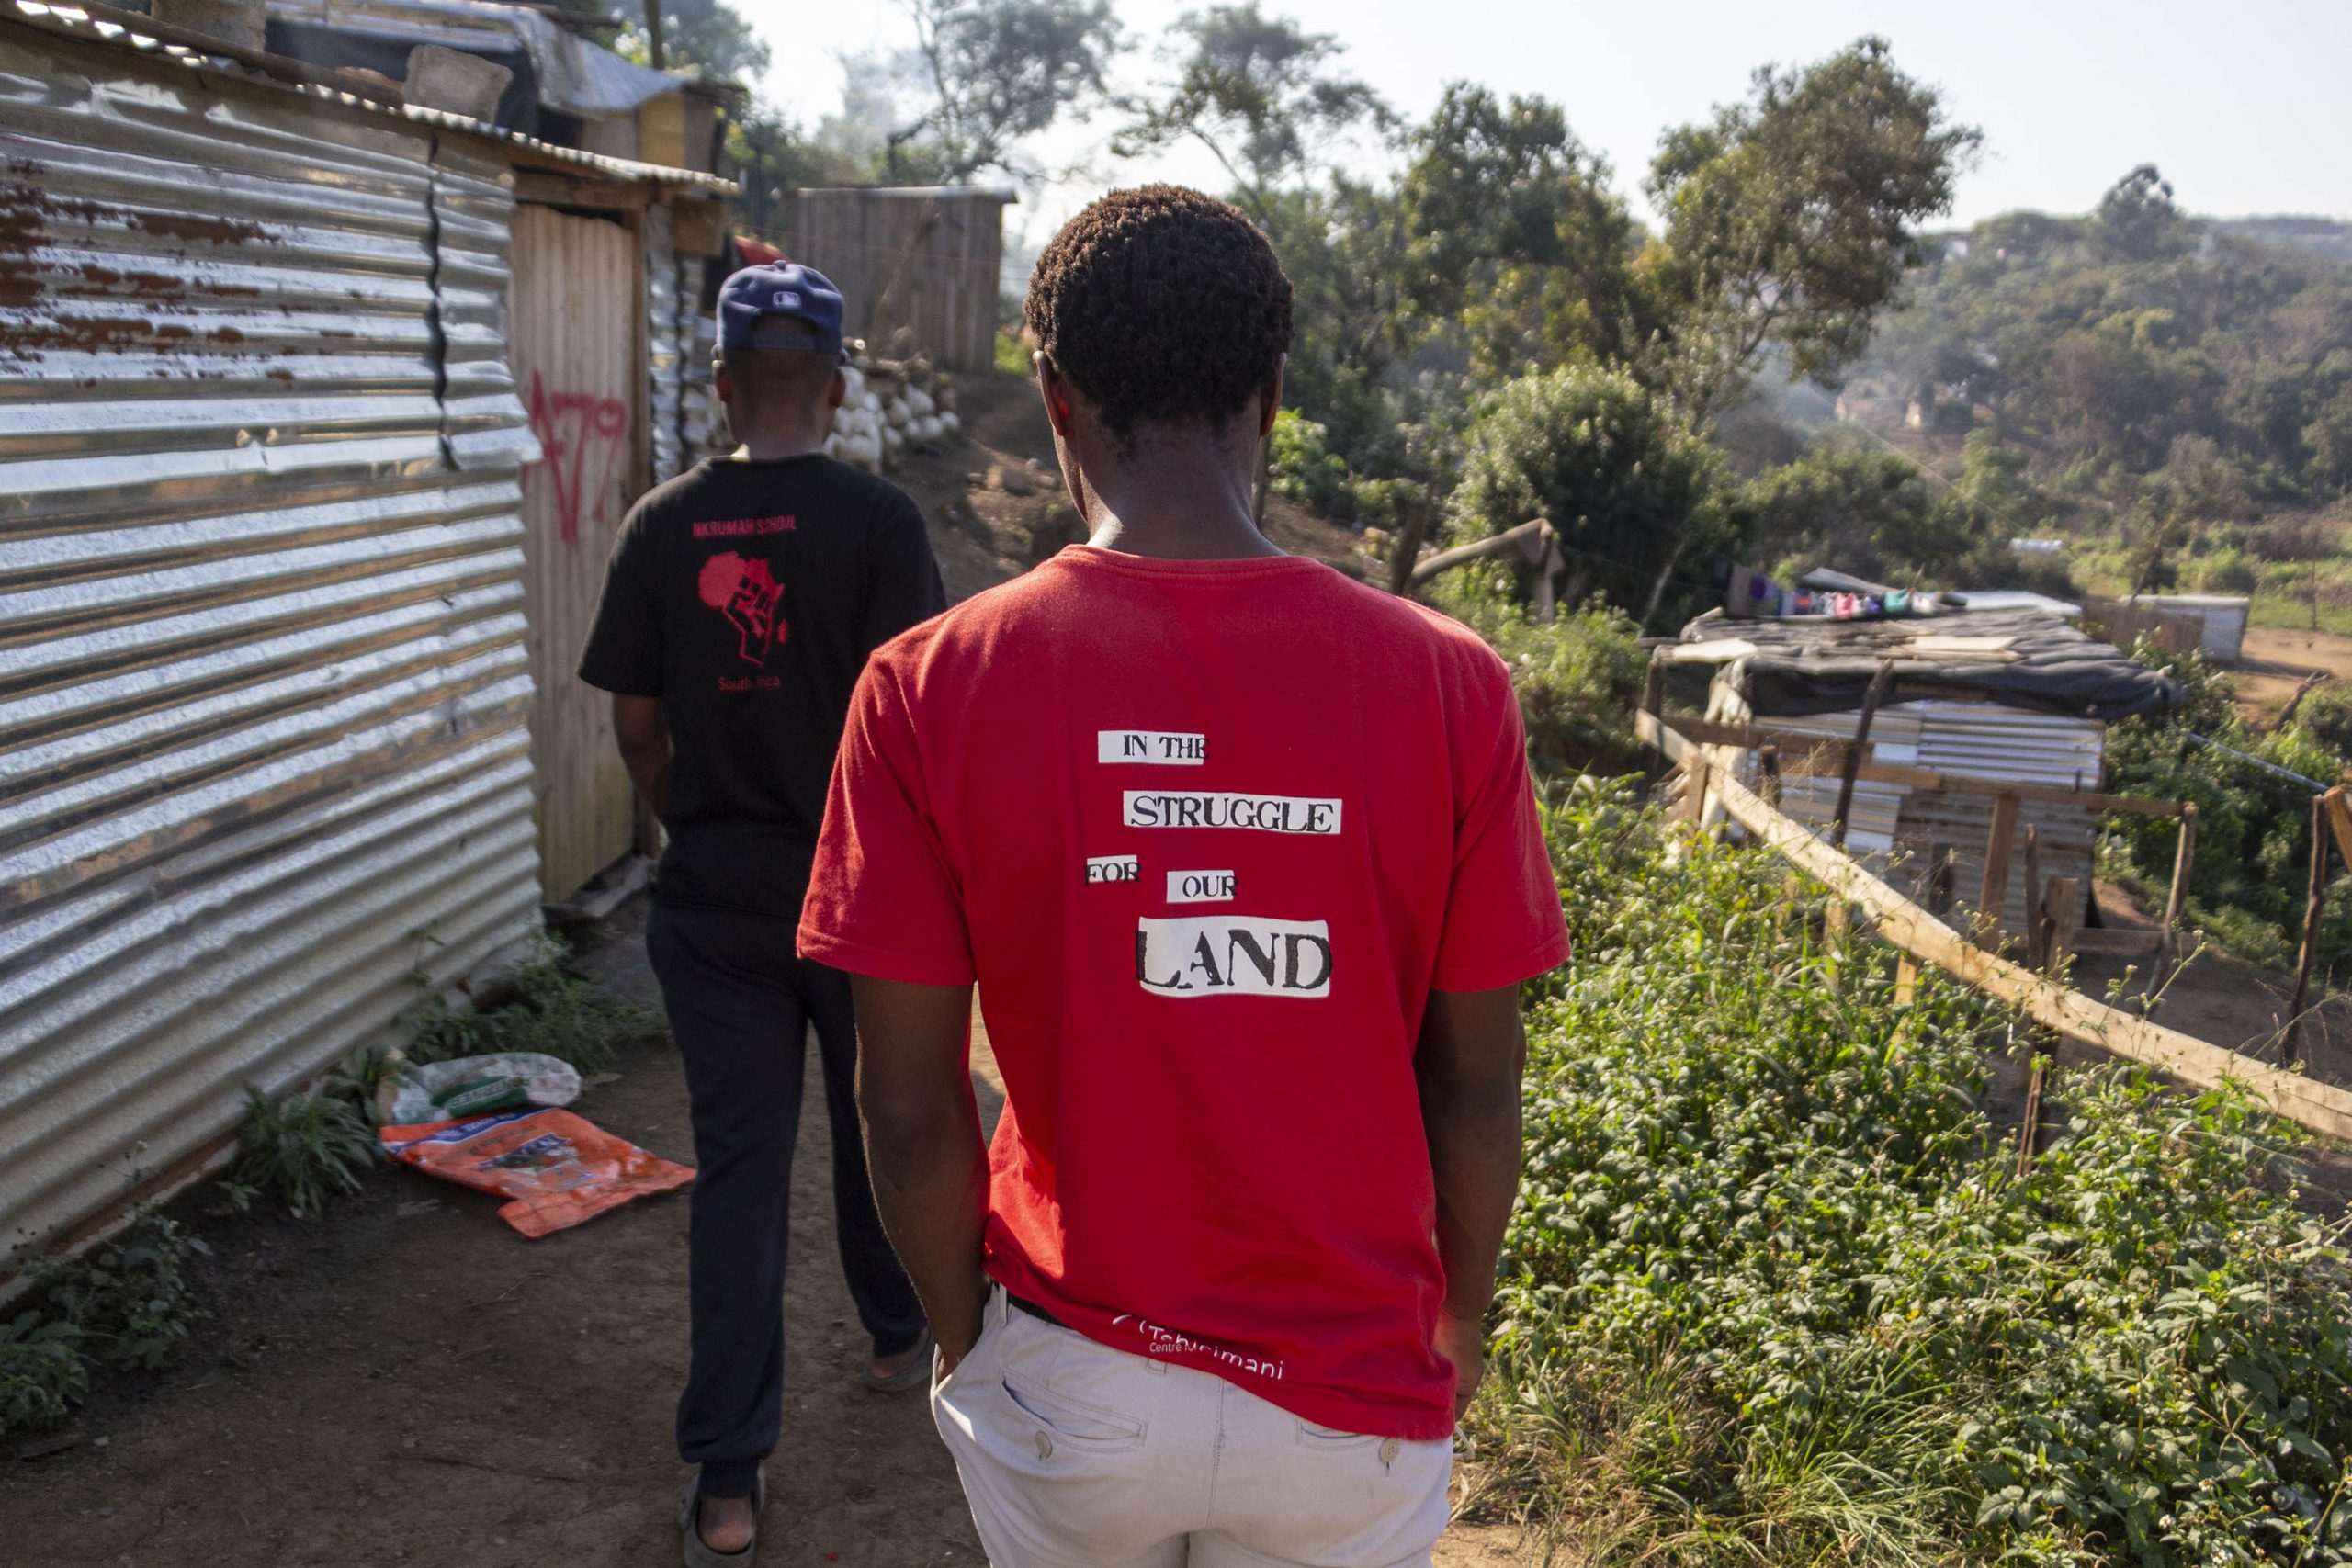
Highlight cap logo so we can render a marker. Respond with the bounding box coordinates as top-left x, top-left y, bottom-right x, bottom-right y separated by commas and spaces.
773, 289, 800, 308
